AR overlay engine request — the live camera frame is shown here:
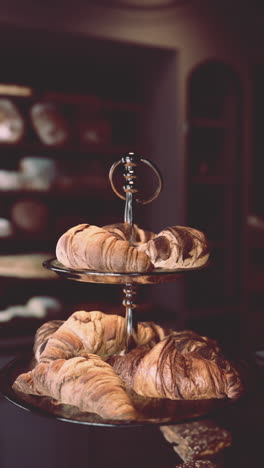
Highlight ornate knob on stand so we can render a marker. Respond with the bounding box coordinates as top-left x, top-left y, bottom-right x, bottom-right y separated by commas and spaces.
122, 285, 137, 351
122, 152, 139, 226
